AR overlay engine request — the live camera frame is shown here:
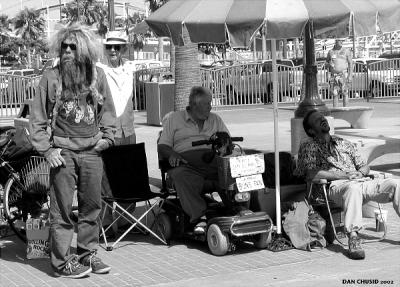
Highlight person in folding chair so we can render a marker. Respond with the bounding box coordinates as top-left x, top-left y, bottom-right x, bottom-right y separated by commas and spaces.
158, 86, 230, 233
295, 110, 400, 260
30, 23, 116, 278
